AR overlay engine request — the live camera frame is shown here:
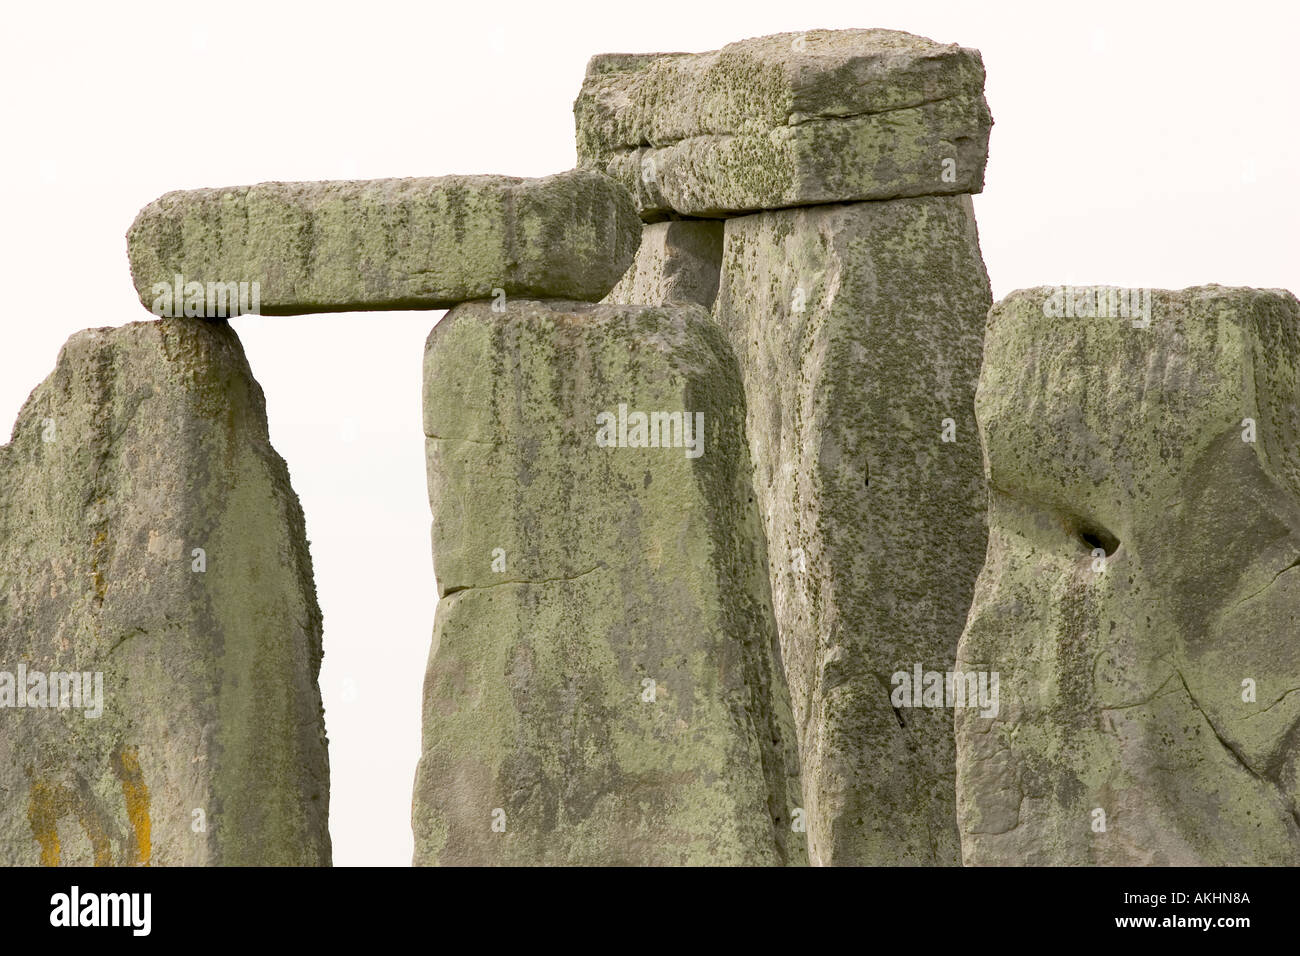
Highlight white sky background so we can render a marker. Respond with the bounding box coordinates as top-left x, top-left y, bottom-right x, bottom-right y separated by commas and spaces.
2, 0, 1296, 865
